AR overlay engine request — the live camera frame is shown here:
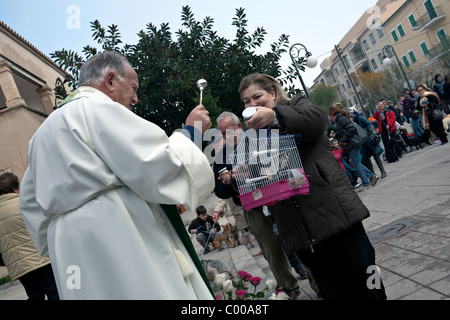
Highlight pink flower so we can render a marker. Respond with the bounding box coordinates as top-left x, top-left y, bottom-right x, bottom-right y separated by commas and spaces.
237, 270, 252, 281
215, 294, 222, 300
249, 277, 262, 286
235, 290, 247, 300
